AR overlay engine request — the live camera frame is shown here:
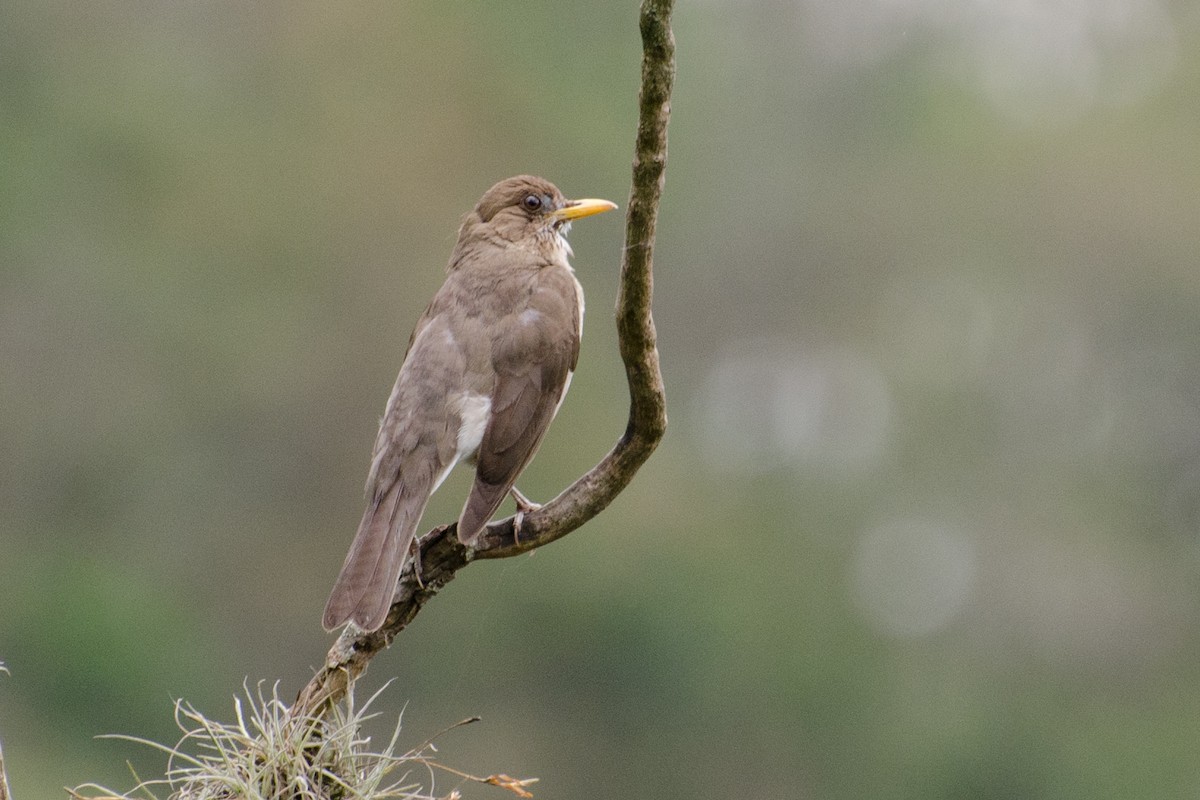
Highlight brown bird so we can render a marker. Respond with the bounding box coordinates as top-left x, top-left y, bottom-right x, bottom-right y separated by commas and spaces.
322, 175, 618, 632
